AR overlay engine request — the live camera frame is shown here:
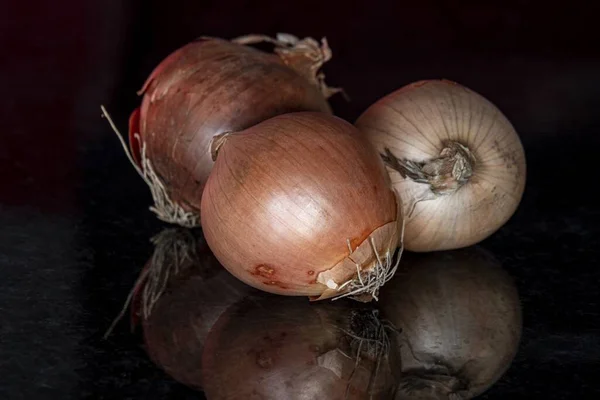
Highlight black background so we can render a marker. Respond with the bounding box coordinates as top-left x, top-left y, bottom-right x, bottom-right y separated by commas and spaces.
1, 0, 599, 399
